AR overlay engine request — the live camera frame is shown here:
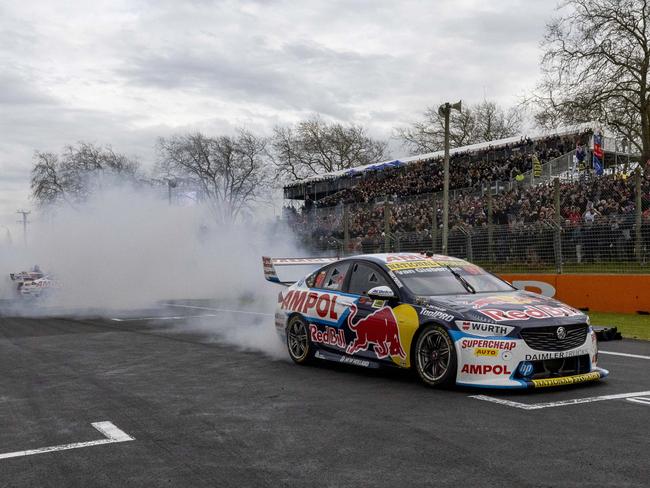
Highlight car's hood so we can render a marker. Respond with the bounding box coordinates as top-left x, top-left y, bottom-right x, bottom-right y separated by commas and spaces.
419, 290, 588, 328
